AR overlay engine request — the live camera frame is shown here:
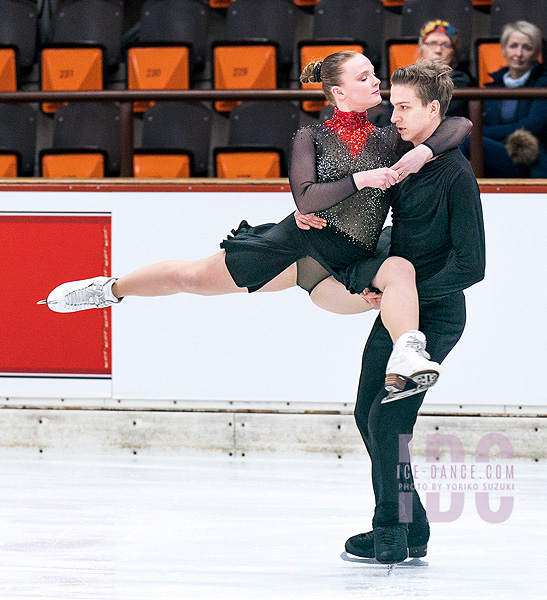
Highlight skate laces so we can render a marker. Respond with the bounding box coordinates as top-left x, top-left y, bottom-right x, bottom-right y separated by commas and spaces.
405, 336, 431, 360
376, 527, 401, 545
65, 283, 107, 308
